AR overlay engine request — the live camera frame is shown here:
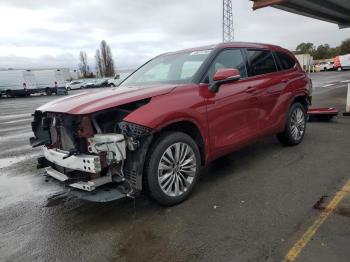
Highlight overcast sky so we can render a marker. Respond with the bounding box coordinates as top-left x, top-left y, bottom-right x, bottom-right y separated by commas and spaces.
0, 0, 349, 70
